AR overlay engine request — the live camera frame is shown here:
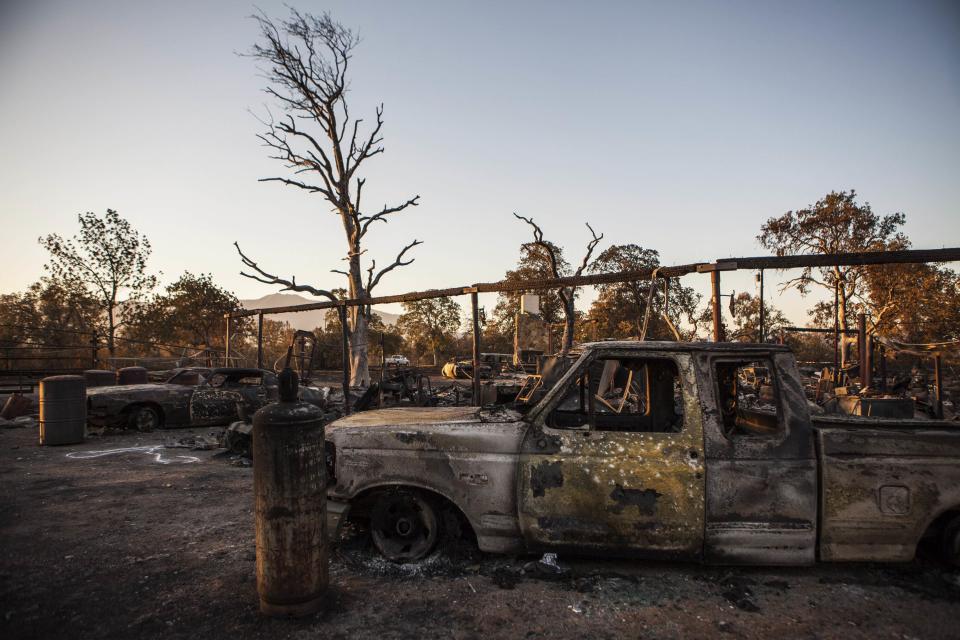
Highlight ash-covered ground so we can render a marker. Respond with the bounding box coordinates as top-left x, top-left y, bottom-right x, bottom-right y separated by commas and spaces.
1, 426, 958, 640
